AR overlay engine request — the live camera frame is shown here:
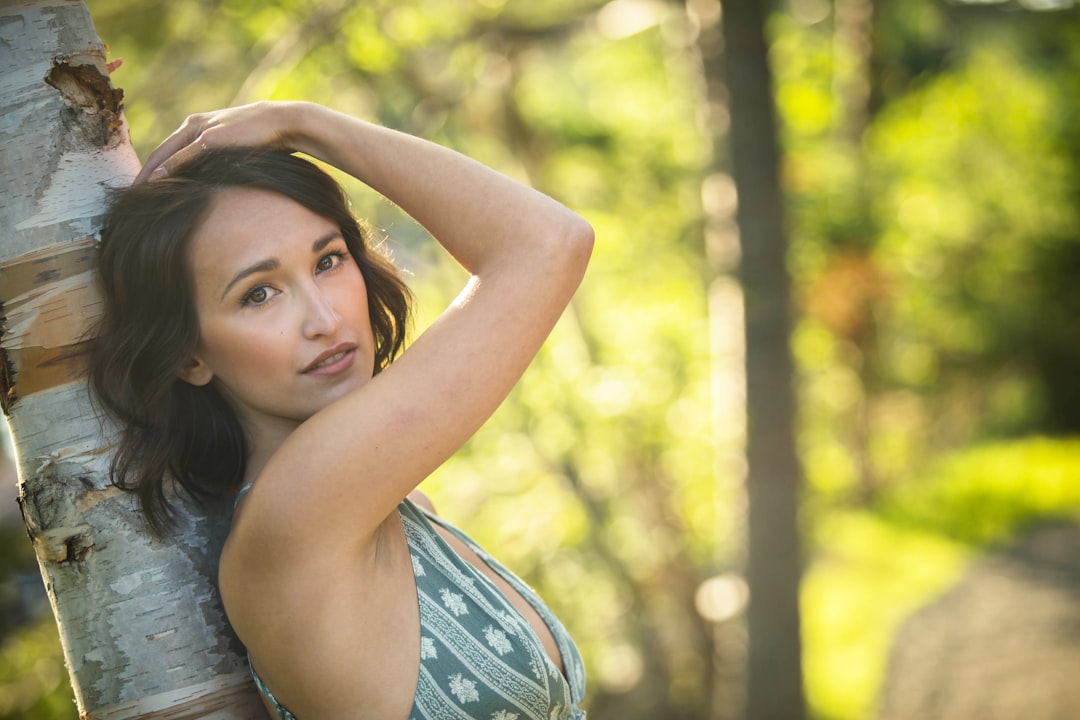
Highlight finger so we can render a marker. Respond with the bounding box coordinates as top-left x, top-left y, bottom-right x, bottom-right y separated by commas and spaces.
133, 138, 189, 184
152, 138, 210, 179
133, 113, 211, 184
134, 131, 198, 184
